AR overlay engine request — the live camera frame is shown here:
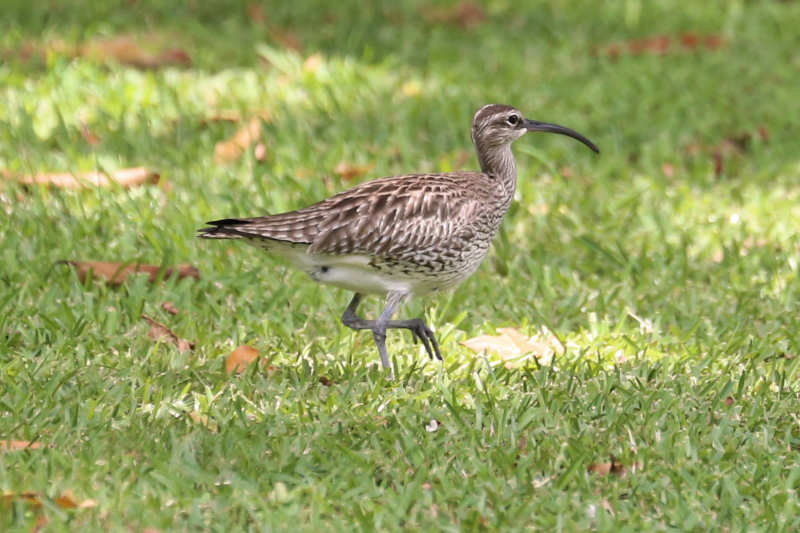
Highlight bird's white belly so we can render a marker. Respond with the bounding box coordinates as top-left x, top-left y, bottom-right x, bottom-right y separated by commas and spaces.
309, 263, 414, 294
